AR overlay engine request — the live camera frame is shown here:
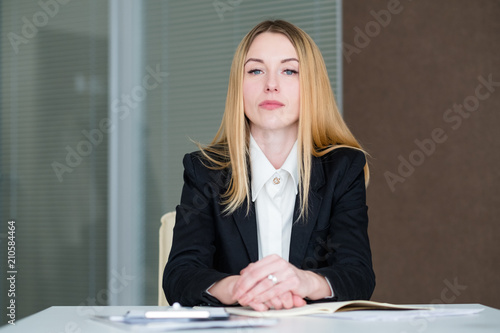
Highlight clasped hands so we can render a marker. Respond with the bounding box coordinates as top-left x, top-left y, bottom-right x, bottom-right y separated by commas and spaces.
208, 254, 331, 311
